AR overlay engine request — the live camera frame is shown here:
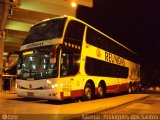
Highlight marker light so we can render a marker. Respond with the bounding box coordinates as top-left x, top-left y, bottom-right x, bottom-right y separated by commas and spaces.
23, 51, 33, 56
